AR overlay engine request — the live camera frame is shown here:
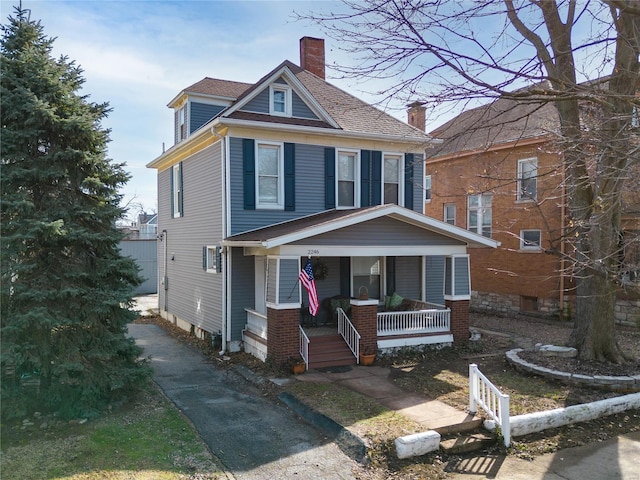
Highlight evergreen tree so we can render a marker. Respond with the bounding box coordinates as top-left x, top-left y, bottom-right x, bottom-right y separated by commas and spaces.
1, 7, 149, 419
